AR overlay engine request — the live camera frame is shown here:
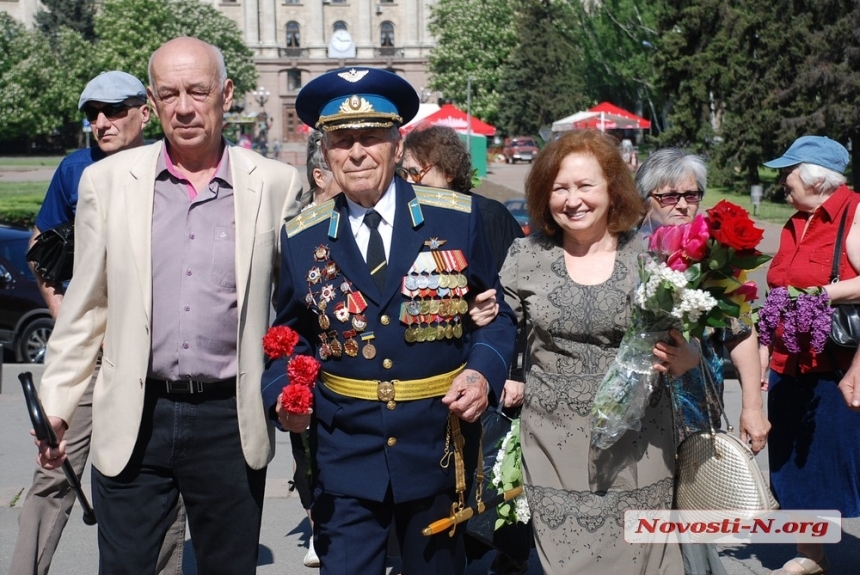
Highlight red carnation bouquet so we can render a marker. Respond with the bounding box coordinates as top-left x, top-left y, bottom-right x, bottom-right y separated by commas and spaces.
263, 325, 319, 414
